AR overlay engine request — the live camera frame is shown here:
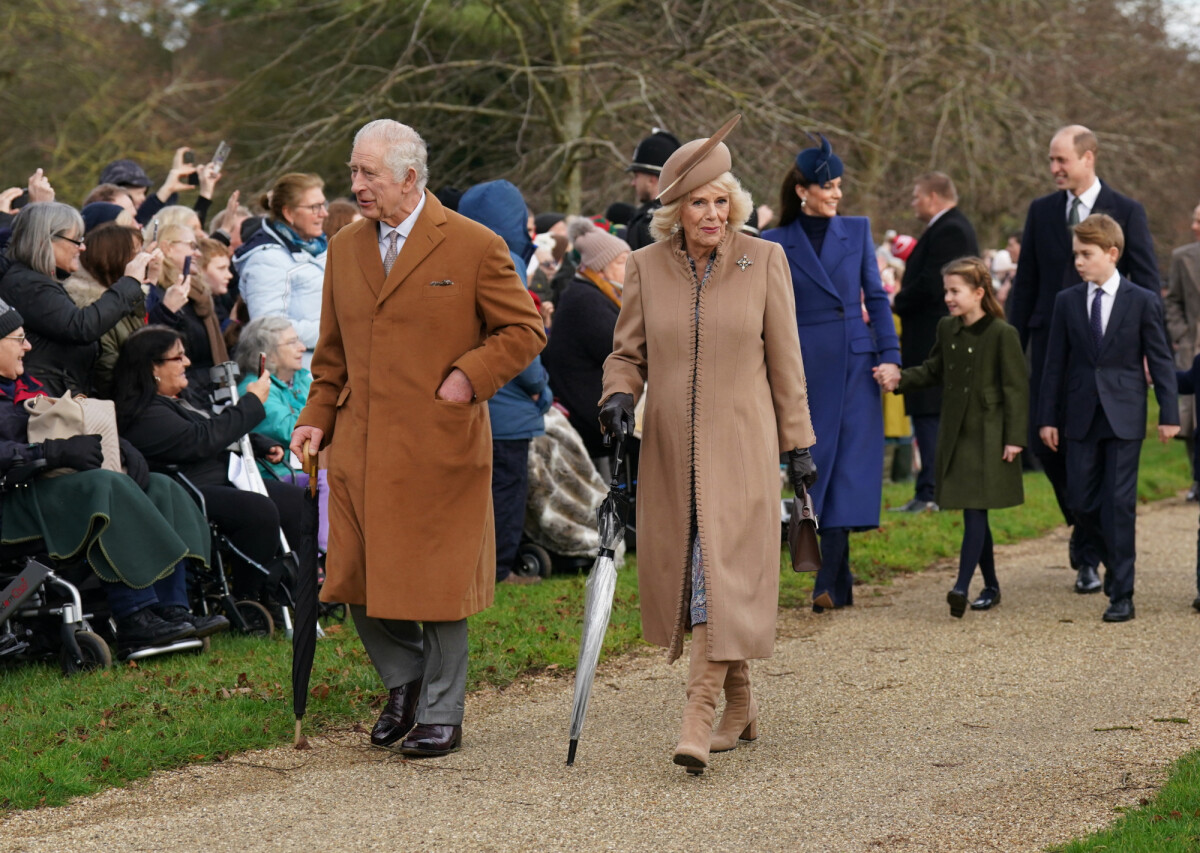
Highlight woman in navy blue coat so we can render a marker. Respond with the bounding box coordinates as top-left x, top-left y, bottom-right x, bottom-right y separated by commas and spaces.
762, 136, 900, 610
